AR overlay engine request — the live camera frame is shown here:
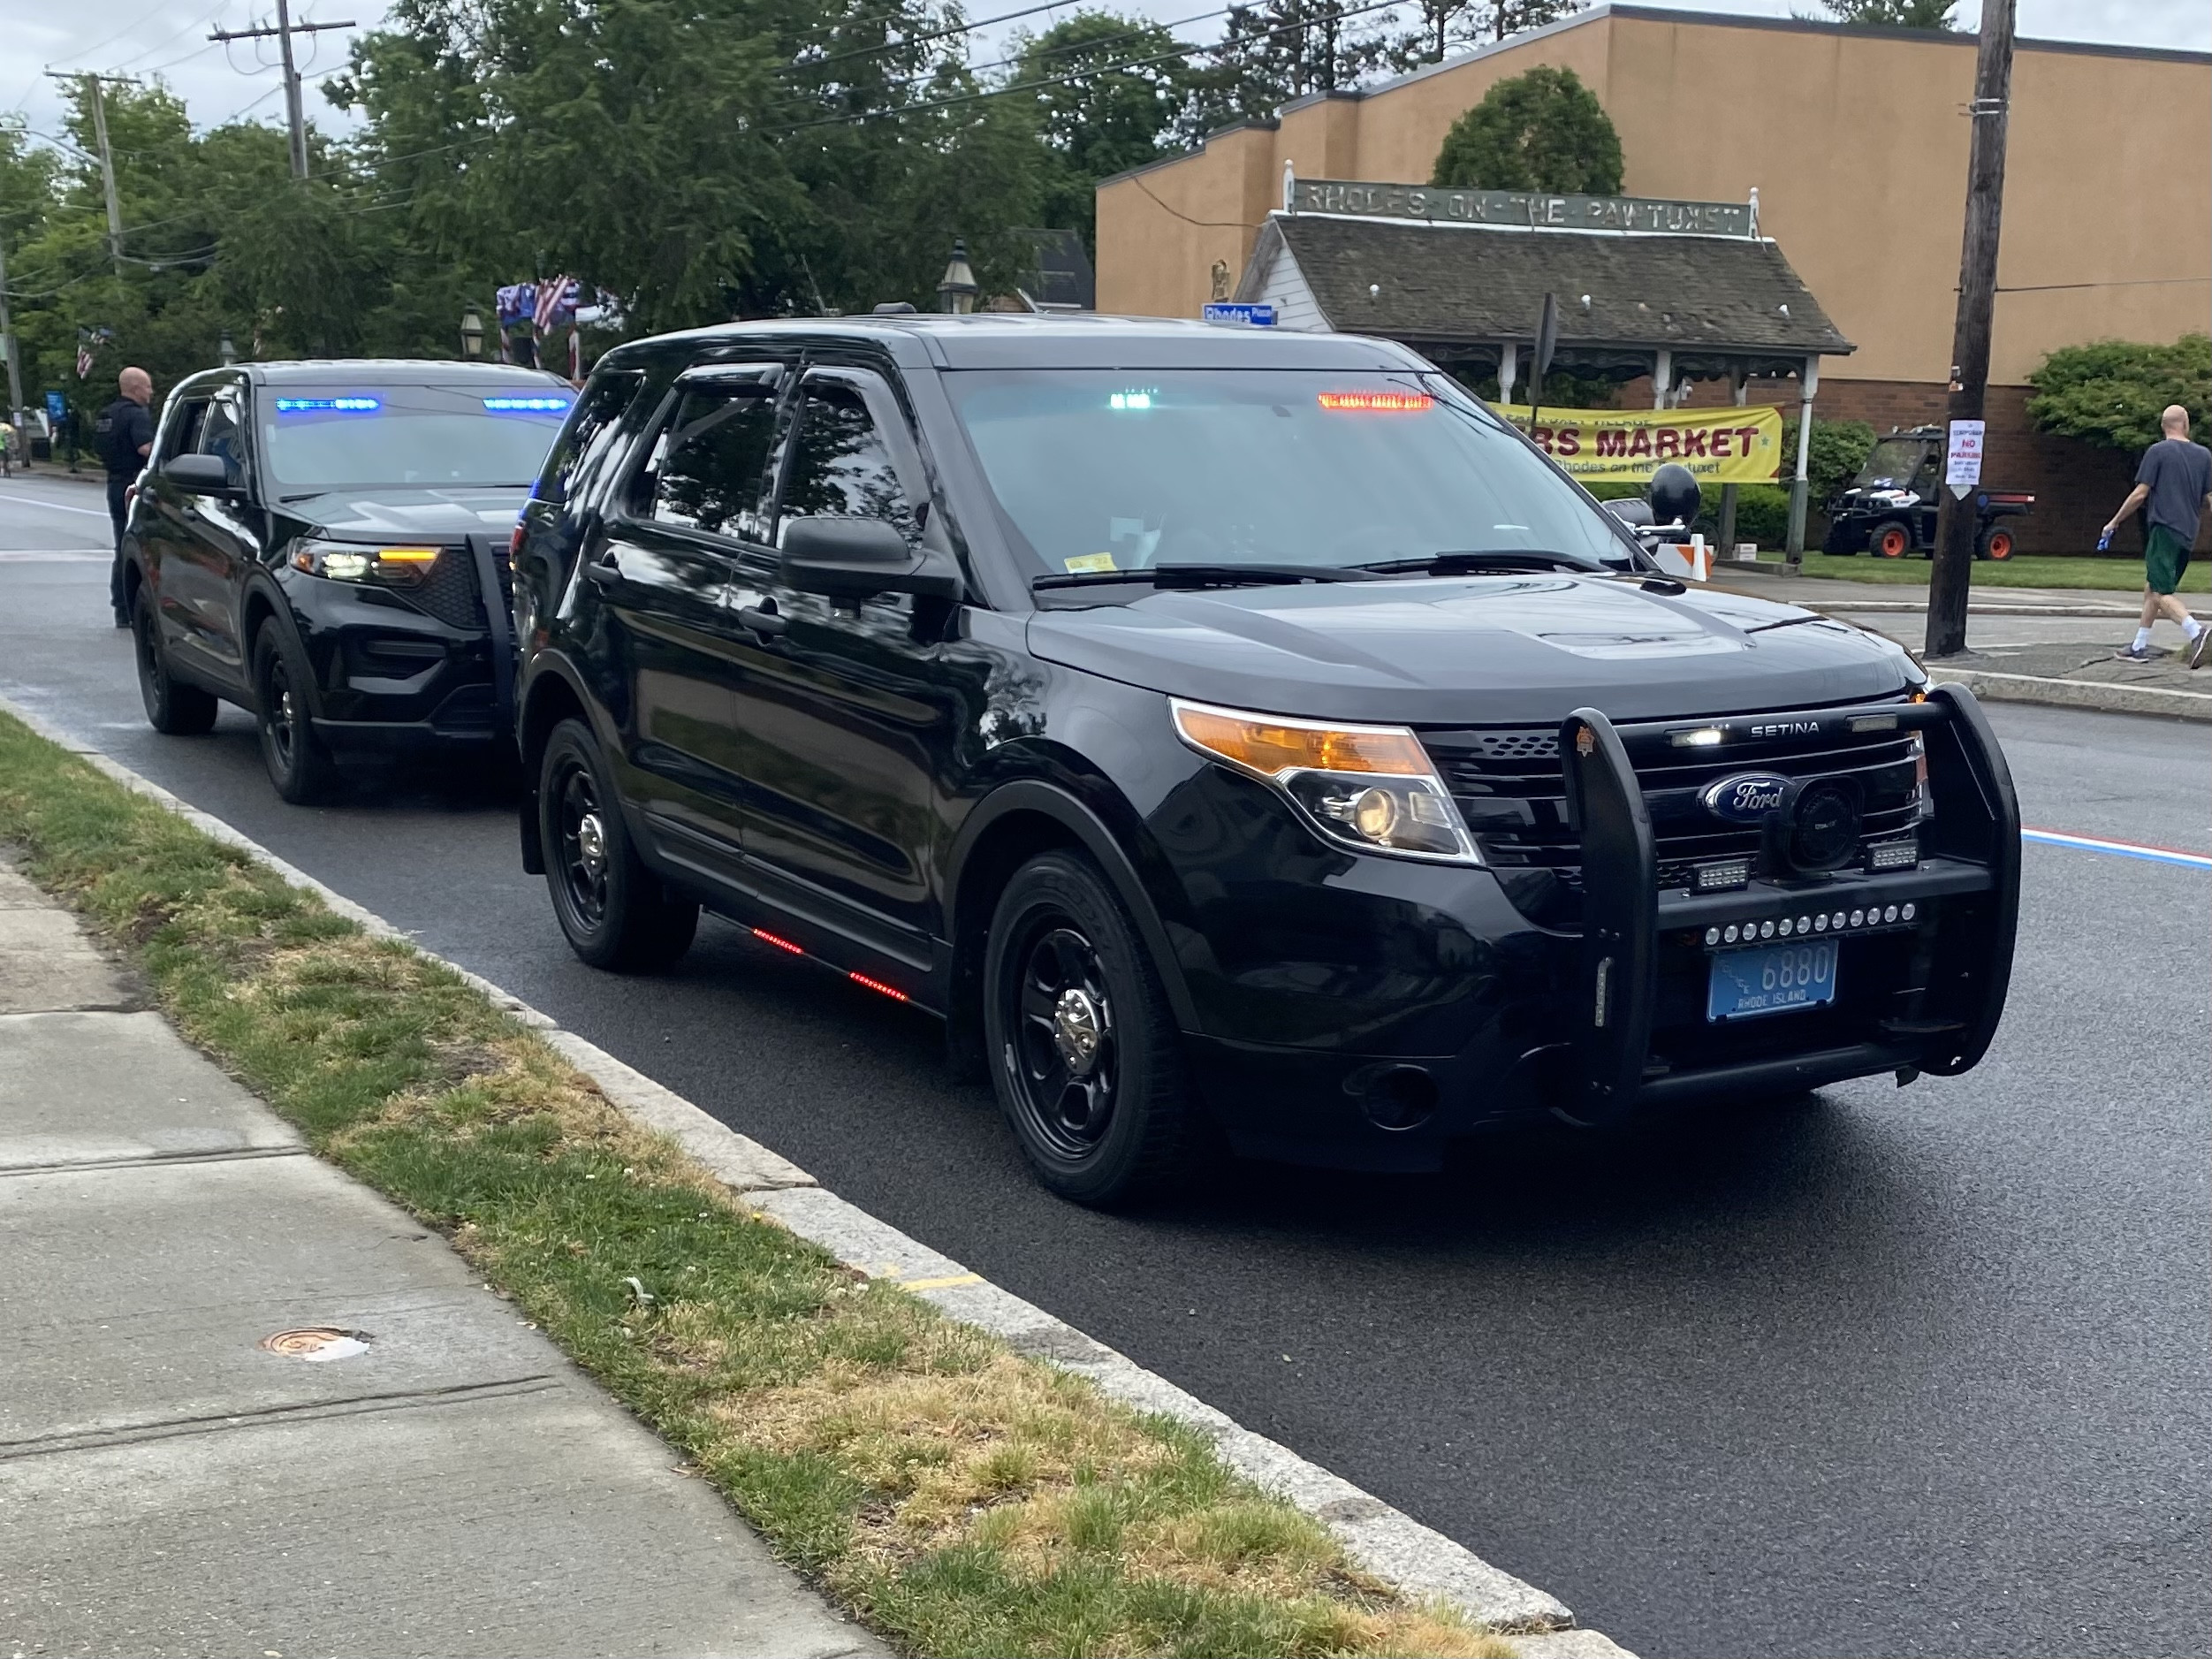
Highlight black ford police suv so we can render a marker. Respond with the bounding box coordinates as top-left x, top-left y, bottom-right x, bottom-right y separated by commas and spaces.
511, 316, 2020, 1205
123, 361, 574, 801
